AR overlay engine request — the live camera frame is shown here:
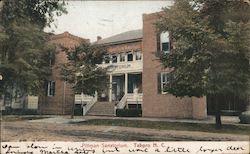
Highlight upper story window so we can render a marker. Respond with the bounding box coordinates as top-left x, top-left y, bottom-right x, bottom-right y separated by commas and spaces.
47, 81, 55, 96
160, 32, 170, 54
119, 53, 126, 62
112, 55, 117, 63
127, 52, 133, 62
135, 51, 142, 61
103, 55, 110, 64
